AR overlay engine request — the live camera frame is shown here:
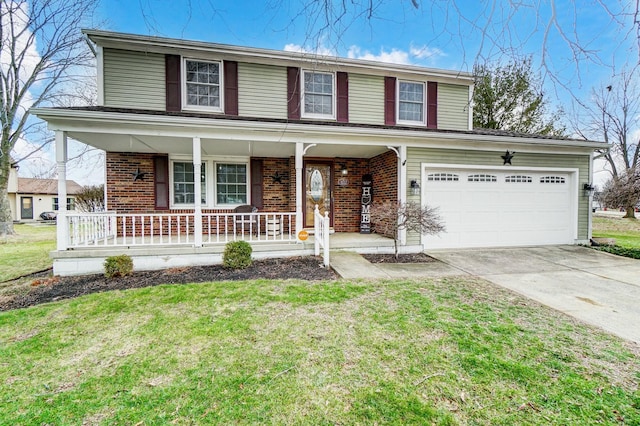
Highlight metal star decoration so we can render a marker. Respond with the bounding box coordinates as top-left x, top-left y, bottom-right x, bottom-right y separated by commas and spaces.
501, 150, 515, 165
270, 171, 287, 184
131, 167, 148, 181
